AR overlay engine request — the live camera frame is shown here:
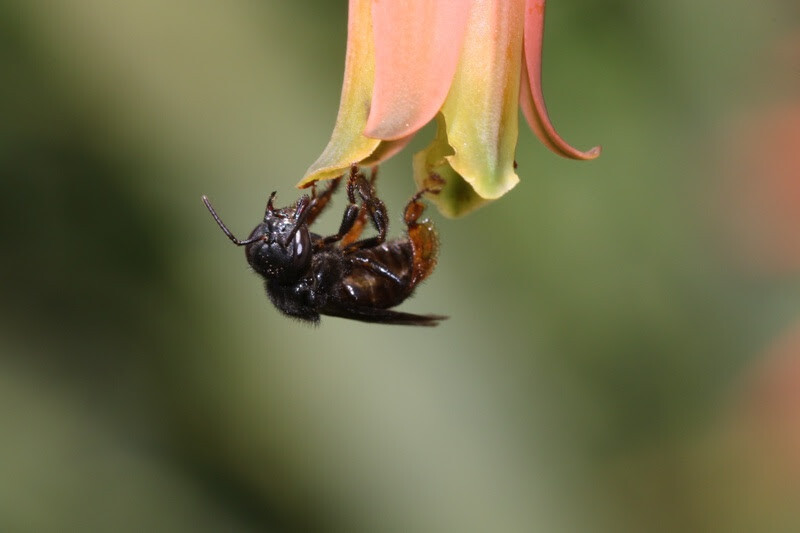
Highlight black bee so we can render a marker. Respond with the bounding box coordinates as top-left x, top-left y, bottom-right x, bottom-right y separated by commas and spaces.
202, 166, 446, 326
